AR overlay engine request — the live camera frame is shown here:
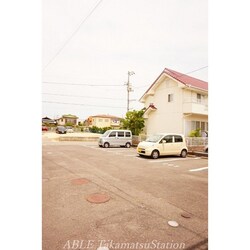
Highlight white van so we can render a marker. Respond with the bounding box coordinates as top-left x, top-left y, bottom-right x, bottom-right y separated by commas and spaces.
98, 130, 132, 148
137, 133, 188, 159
